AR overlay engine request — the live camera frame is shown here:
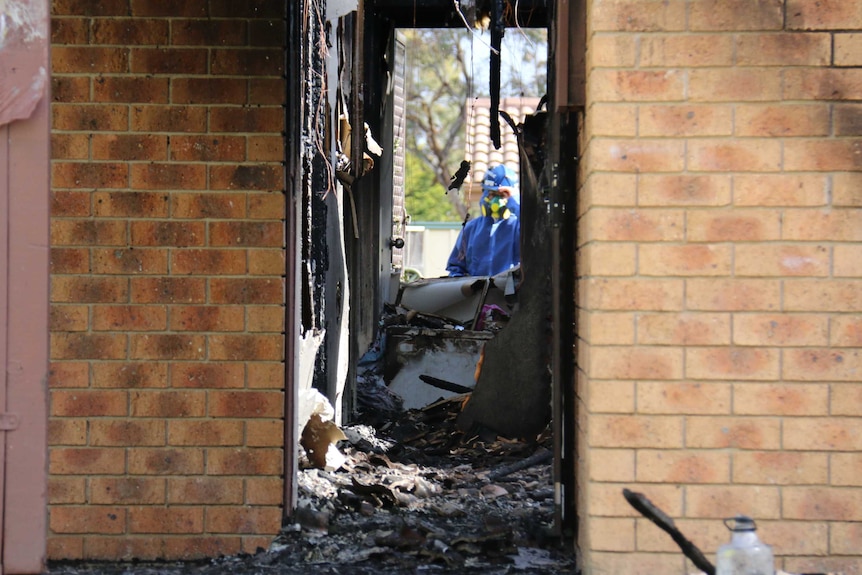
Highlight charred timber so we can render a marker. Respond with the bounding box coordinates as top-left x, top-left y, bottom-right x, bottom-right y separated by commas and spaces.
368, 0, 549, 28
